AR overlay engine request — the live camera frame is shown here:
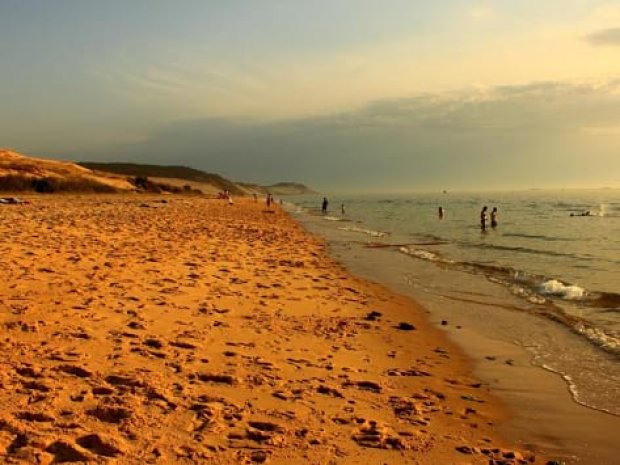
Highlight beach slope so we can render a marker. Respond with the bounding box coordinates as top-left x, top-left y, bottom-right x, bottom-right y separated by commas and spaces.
0, 196, 544, 464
